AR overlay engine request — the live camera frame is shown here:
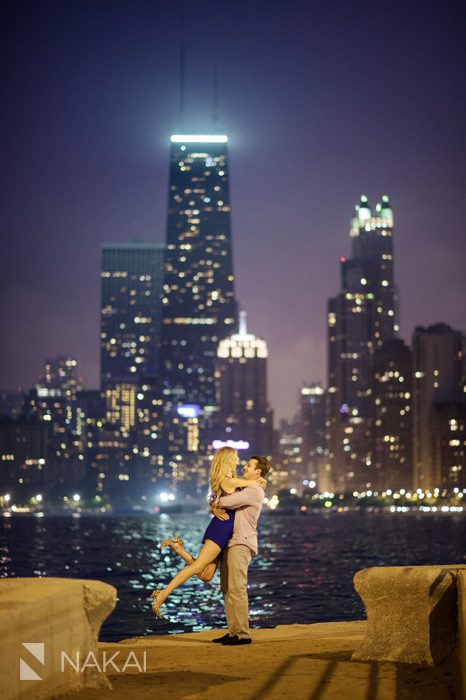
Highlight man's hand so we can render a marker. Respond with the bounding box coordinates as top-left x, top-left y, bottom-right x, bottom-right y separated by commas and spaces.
211, 504, 229, 521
